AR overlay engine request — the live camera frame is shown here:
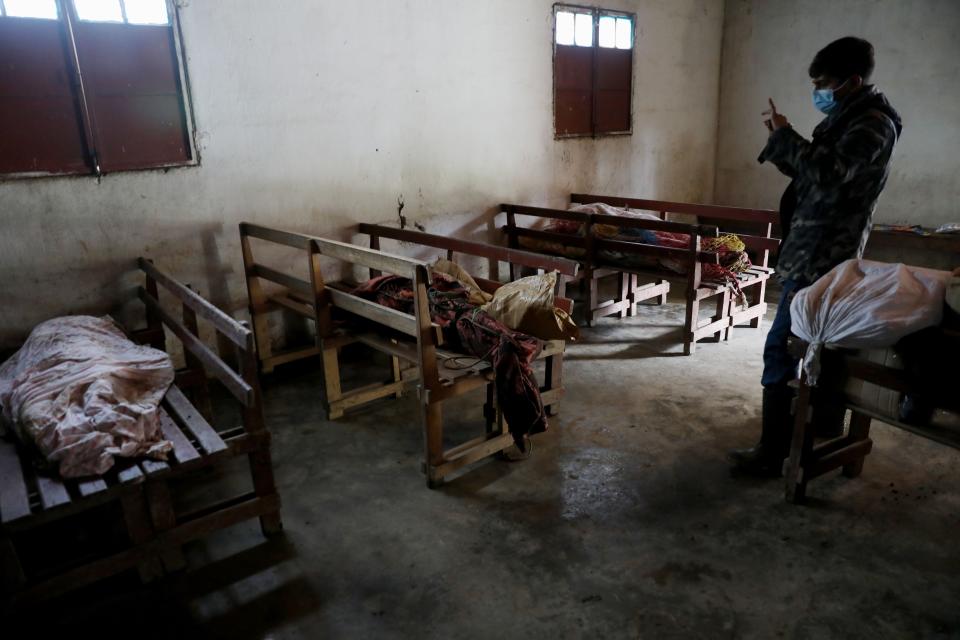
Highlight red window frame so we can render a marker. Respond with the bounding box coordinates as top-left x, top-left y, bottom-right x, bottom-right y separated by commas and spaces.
553, 4, 635, 139
0, 0, 197, 179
